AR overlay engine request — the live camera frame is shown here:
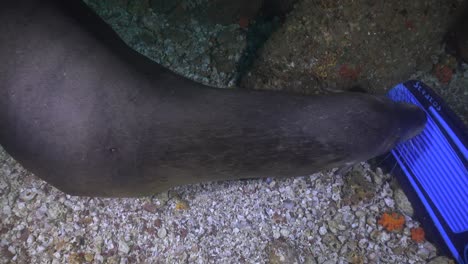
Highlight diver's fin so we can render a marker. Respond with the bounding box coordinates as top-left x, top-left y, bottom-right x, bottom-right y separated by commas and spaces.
386, 80, 468, 264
